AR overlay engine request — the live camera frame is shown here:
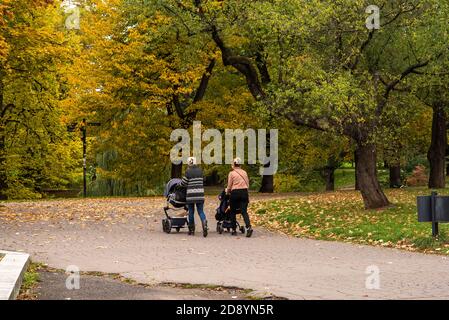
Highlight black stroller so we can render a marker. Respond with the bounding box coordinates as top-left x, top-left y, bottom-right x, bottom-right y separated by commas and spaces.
162, 178, 189, 233
215, 190, 246, 234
